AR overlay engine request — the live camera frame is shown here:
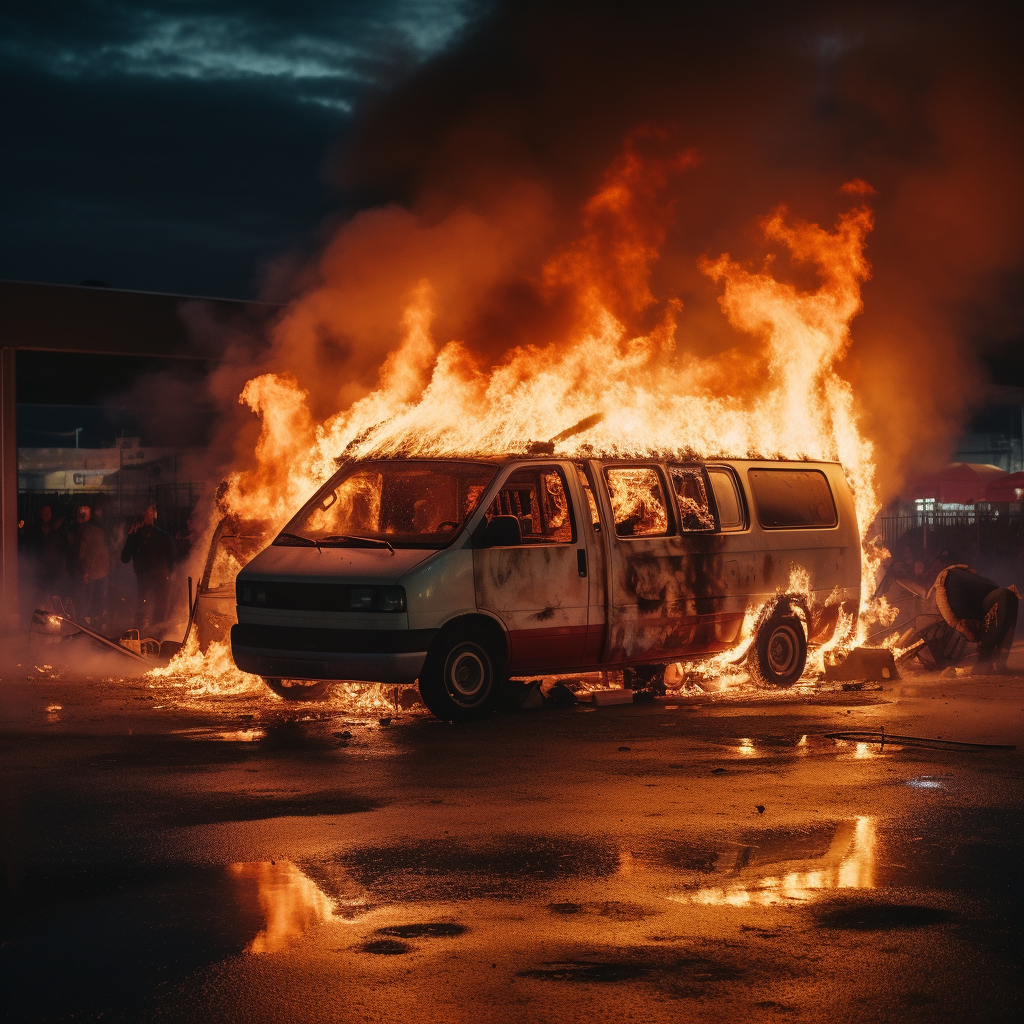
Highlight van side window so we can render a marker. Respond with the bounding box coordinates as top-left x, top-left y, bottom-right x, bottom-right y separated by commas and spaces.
604, 467, 670, 538
748, 469, 837, 529
669, 466, 715, 531
575, 467, 601, 532
487, 466, 575, 543
707, 468, 745, 530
